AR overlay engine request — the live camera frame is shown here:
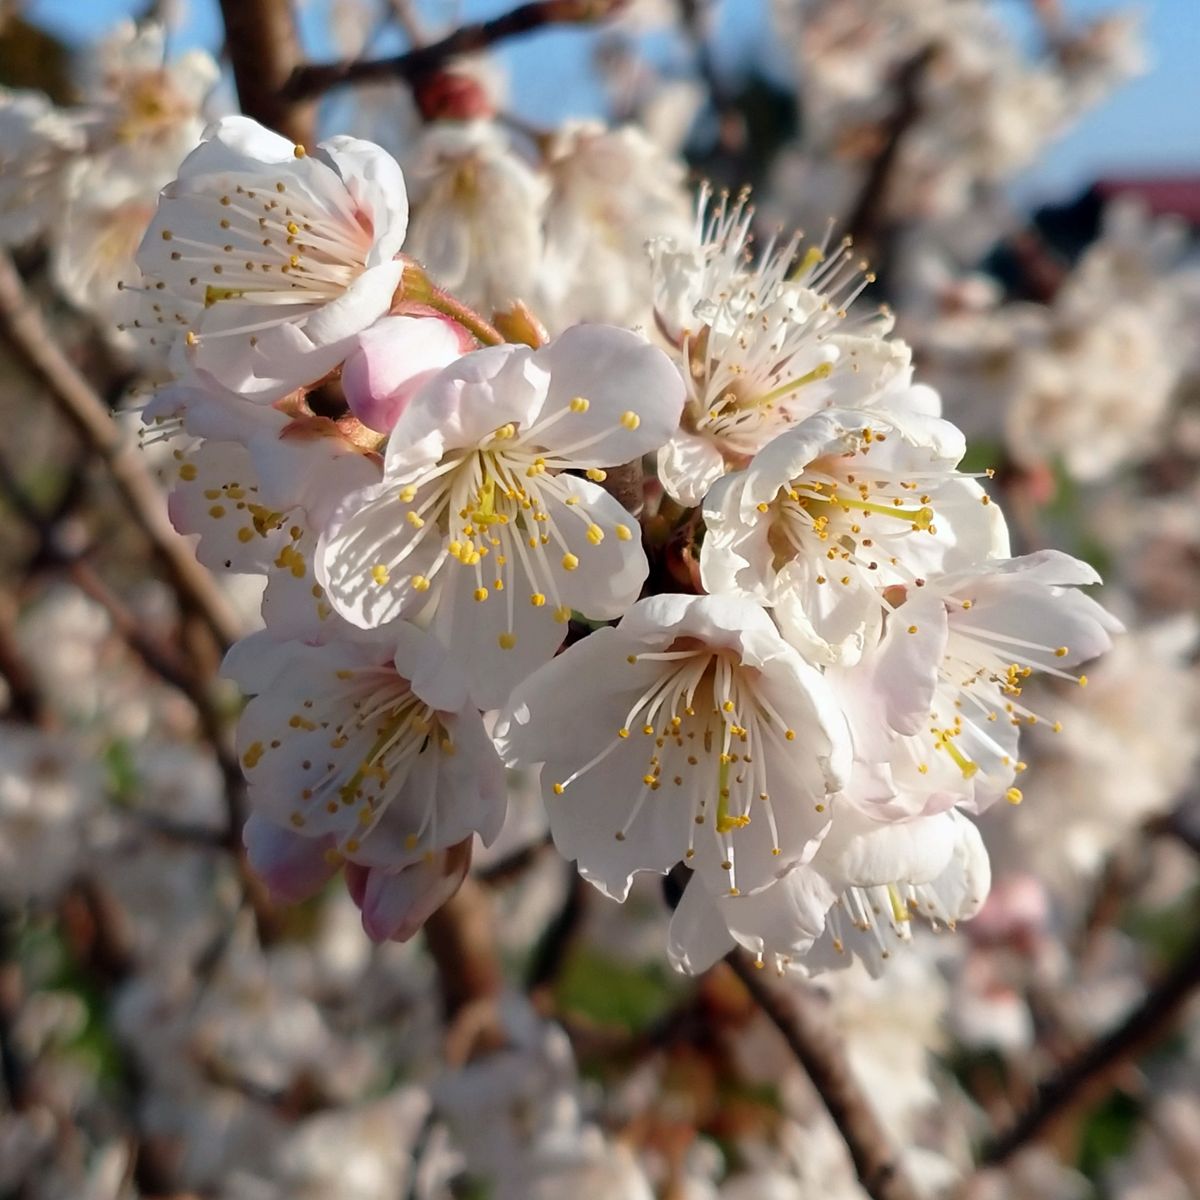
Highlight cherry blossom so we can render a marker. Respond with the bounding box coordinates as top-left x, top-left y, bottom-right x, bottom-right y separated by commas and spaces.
227, 625, 506, 875
649, 188, 907, 504
319, 324, 684, 708
499, 593, 851, 901
129, 115, 410, 397
701, 403, 1007, 665
668, 806, 990, 976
